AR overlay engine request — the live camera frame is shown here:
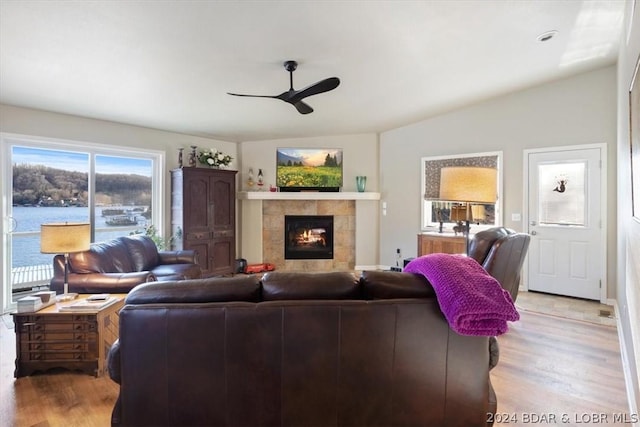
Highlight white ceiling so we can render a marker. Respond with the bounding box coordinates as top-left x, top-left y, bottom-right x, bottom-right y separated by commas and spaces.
0, 1, 627, 142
